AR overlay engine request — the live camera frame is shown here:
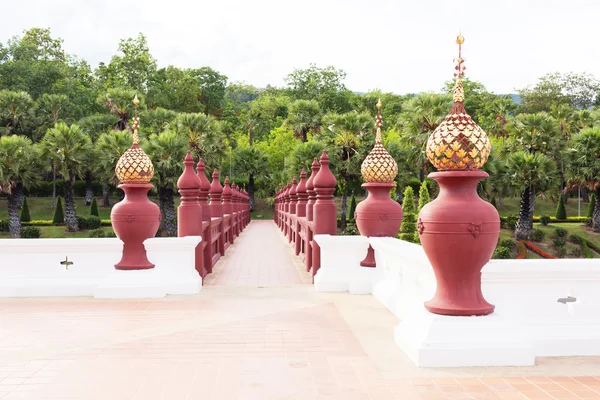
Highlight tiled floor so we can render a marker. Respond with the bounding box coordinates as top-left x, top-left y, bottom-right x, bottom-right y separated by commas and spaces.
1, 221, 600, 399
